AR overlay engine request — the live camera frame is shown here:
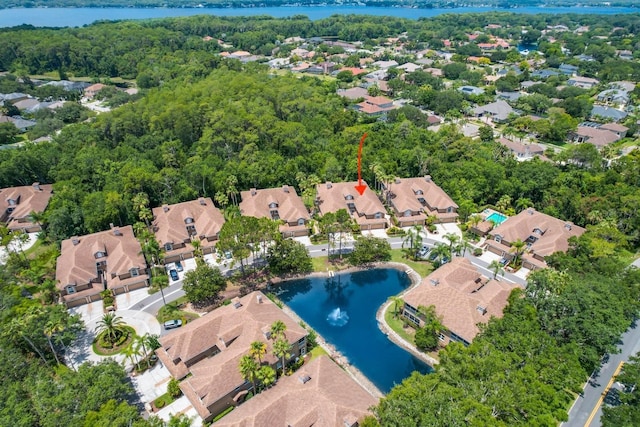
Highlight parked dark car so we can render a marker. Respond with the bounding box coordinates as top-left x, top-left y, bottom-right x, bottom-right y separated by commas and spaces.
163, 319, 182, 330
169, 269, 179, 281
